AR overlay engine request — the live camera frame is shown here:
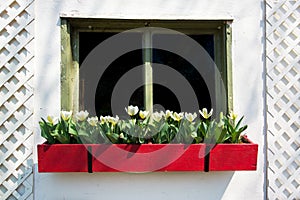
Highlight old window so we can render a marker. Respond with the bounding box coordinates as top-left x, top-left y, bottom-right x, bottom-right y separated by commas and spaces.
61, 19, 232, 117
